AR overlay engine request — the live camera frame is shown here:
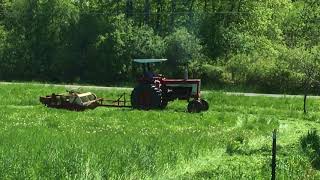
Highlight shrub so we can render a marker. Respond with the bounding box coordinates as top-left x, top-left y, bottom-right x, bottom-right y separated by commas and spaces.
226, 133, 247, 155
201, 64, 229, 85
225, 54, 251, 84
300, 130, 320, 169
237, 115, 279, 135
